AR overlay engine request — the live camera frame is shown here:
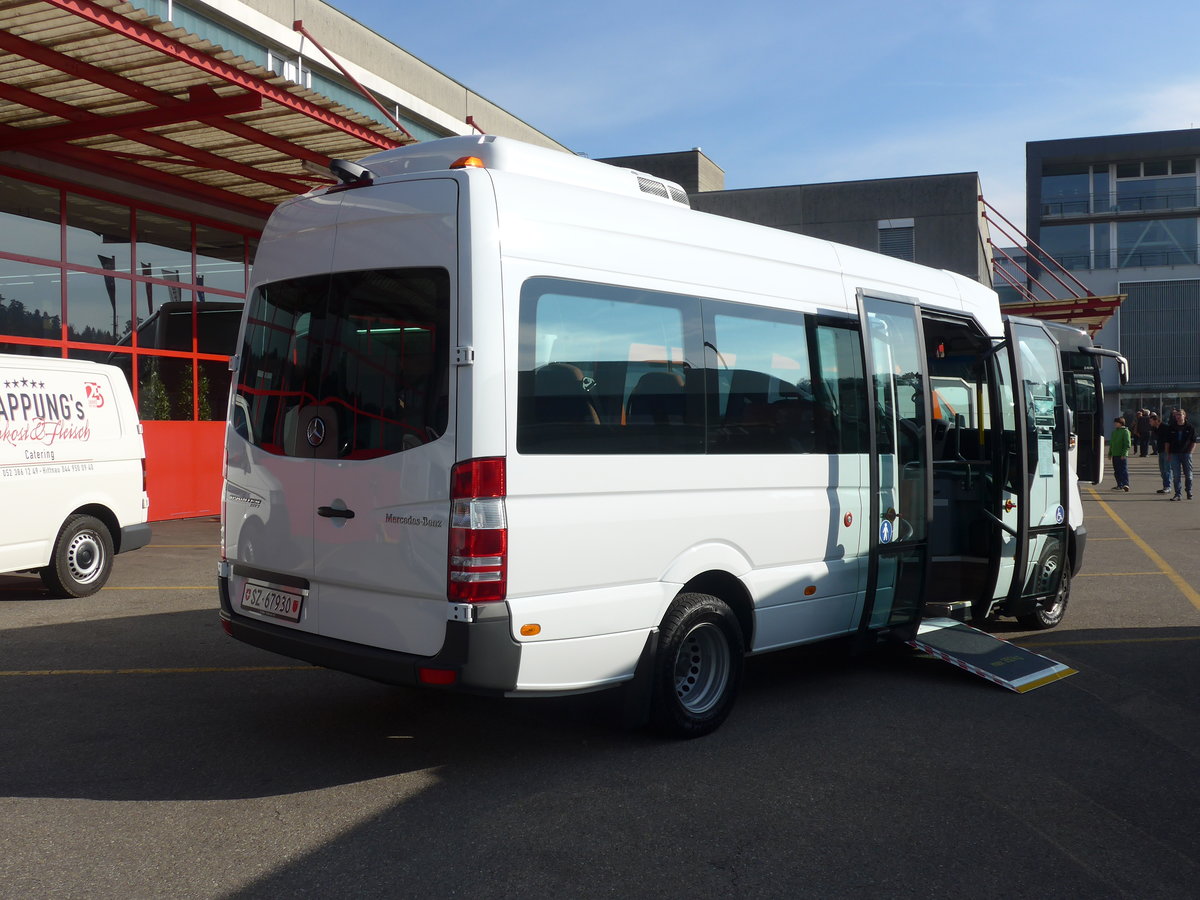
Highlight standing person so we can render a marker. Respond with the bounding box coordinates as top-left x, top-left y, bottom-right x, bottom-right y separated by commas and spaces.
1109, 416, 1132, 491
1162, 408, 1196, 501
1134, 409, 1152, 457
1153, 412, 1172, 492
